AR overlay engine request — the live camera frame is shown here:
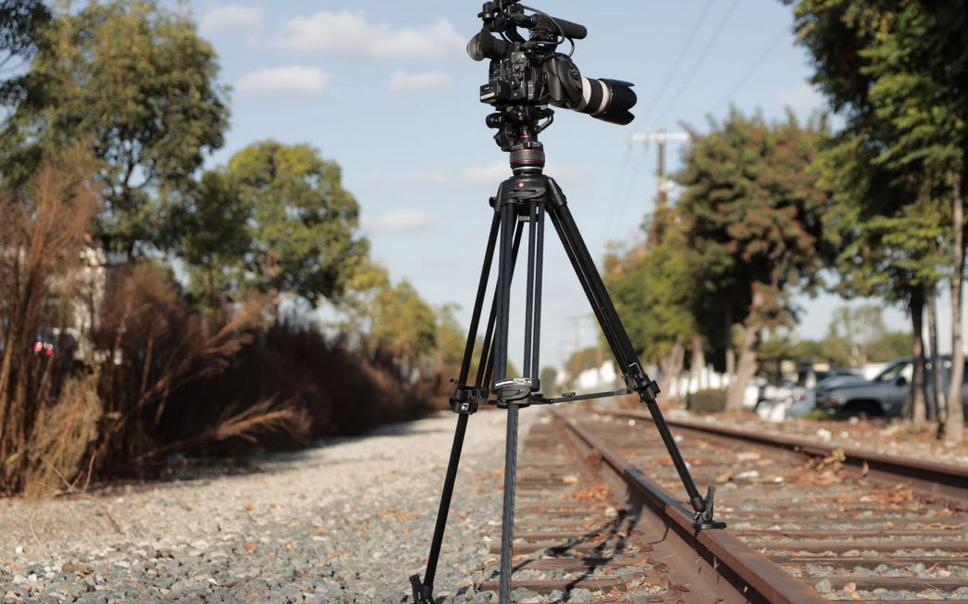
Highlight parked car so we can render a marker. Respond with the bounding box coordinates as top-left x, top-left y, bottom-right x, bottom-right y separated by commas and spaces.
815, 356, 968, 418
